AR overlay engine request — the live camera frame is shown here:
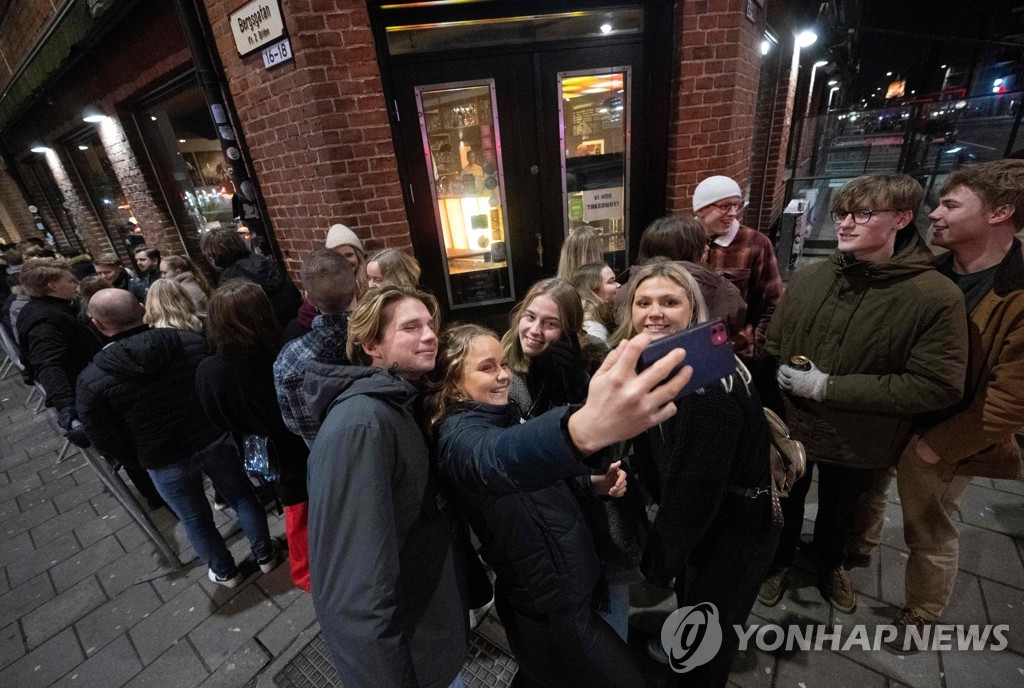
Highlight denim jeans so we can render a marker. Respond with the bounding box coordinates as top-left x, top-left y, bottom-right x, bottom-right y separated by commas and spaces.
148, 434, 273, 577
596, 583, 631, 642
